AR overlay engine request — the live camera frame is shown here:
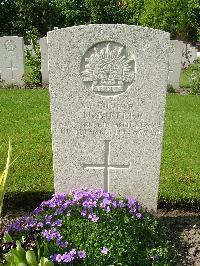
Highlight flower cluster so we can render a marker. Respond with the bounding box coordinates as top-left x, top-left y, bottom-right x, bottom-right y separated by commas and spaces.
51, 249, 86, 263
2, 188, 144, 264
32, 188, 143, 223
